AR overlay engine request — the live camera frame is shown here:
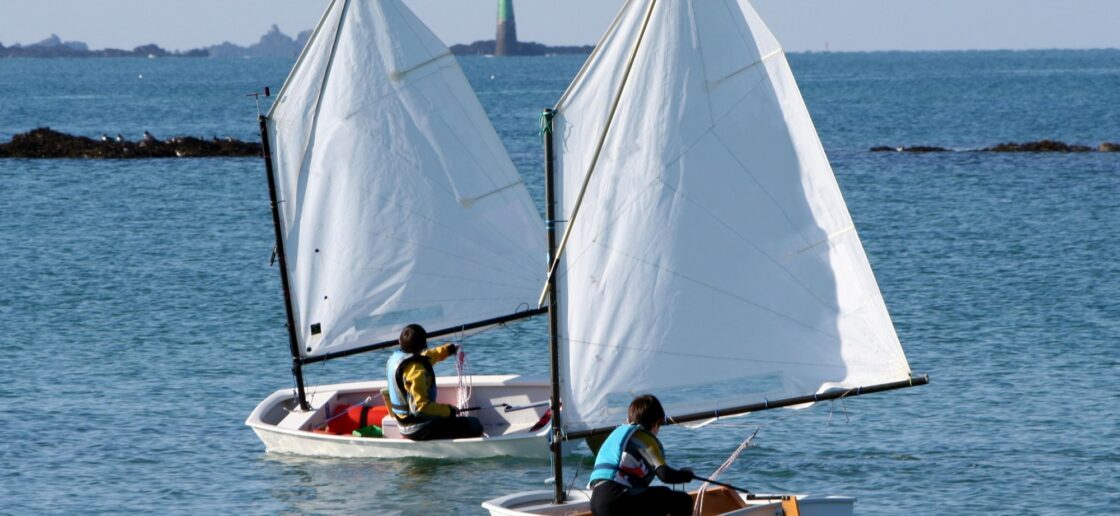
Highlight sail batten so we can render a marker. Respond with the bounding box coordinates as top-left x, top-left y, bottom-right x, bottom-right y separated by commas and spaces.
552, 0, 914, 433
266, 0, 546, 359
